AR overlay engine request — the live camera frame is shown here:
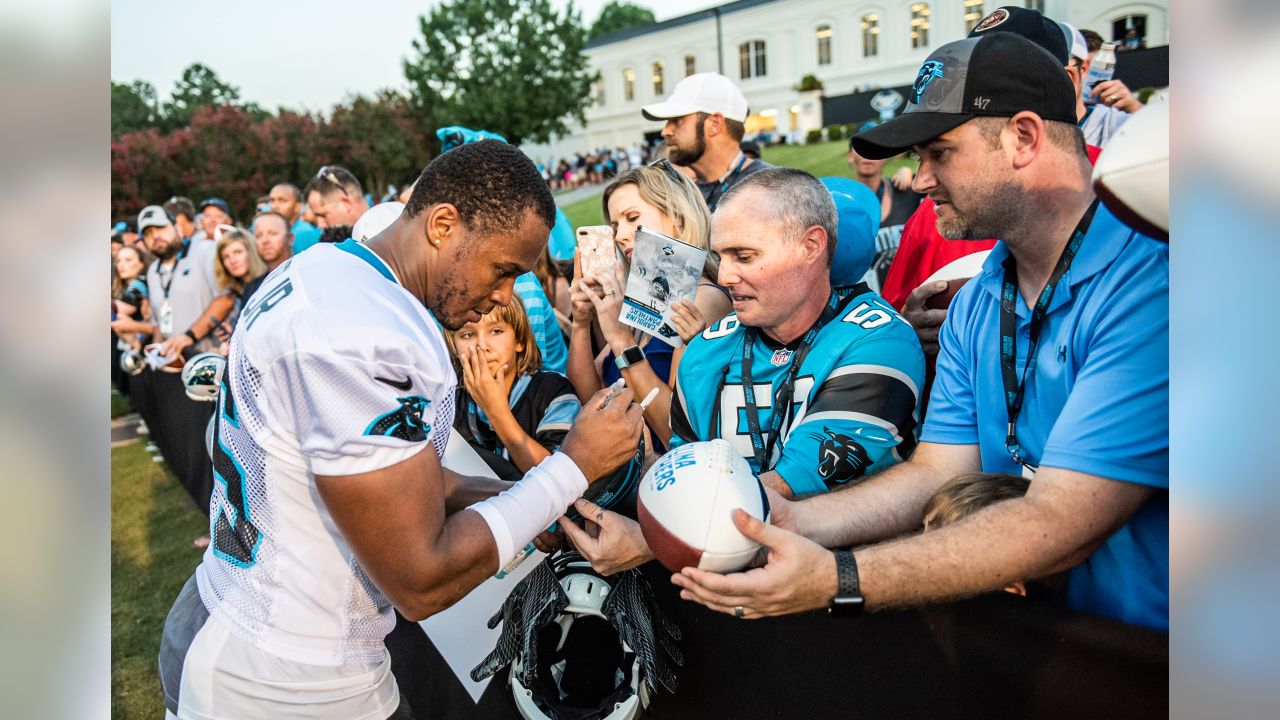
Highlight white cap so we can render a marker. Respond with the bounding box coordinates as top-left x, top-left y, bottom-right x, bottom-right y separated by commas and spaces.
137, 205, 172, 231
351, 201, 404, 242
1058, 21, 1088, 62
642, 73, 749, 123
